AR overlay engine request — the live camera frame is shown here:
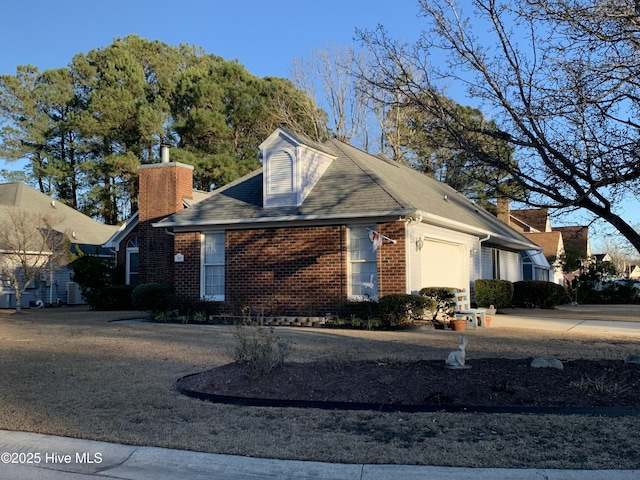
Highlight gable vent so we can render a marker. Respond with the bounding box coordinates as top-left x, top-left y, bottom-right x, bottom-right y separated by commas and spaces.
268, 150, 294, 194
